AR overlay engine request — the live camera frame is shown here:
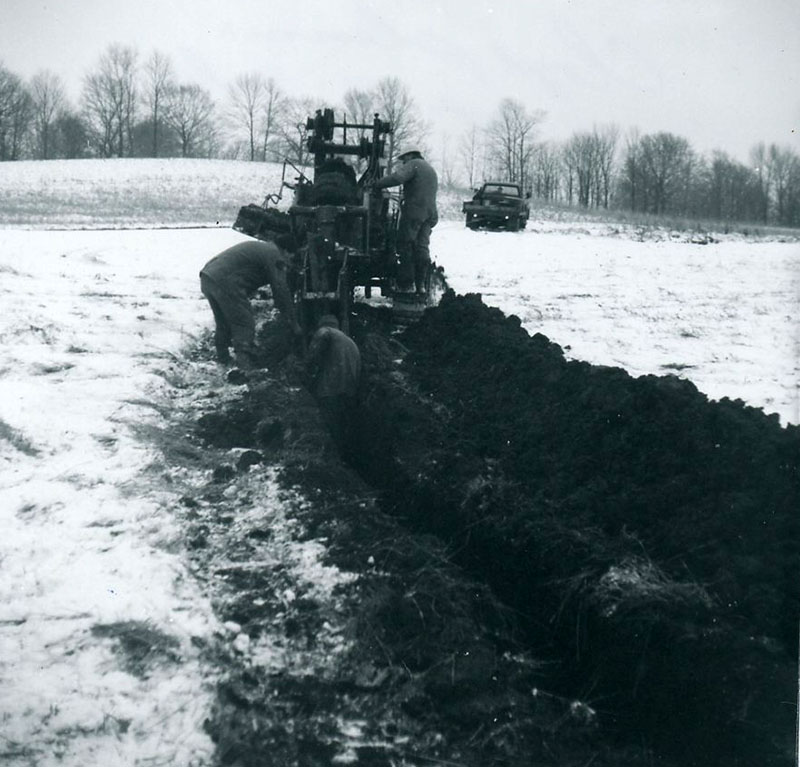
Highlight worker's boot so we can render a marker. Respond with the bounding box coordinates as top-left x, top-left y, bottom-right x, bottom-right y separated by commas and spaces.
234, 349, 257, 371
414, 261, 430, 295
395, 252, 415, 293
214, 330, 233, 364
215, 345, 233, 365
